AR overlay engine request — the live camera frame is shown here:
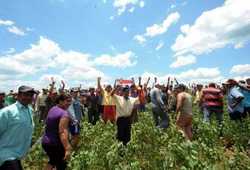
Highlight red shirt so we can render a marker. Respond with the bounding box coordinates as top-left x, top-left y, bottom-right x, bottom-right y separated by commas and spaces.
201, 87, 223, 107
